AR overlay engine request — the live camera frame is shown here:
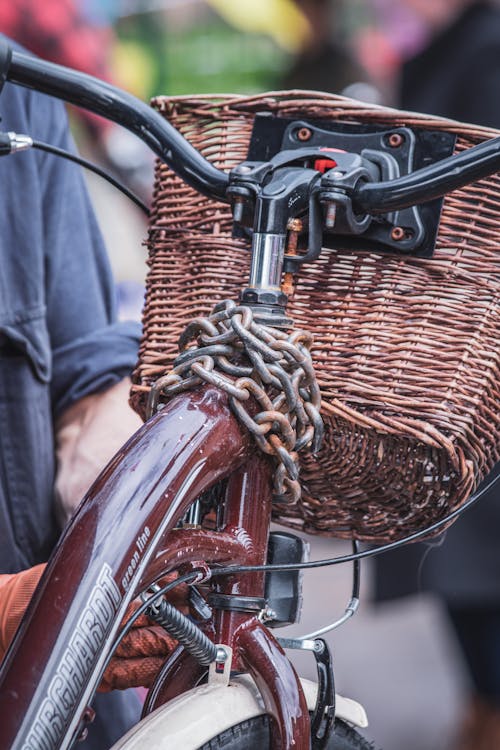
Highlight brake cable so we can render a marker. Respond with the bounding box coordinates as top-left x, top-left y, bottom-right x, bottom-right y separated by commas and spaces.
98, 570, 200, 683
0, 130, 150, 215
210, 471, 500, 577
